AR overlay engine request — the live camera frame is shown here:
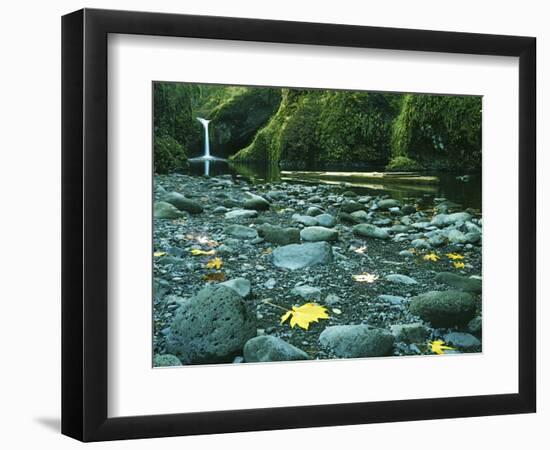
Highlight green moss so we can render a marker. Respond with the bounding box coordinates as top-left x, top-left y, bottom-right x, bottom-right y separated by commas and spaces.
153, 82, 200, 171
232, 89, 398, 167
390, 94, 482, 170
154, 135, 188, 174
209, 88, 281, 158
385, 156, 422, 171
